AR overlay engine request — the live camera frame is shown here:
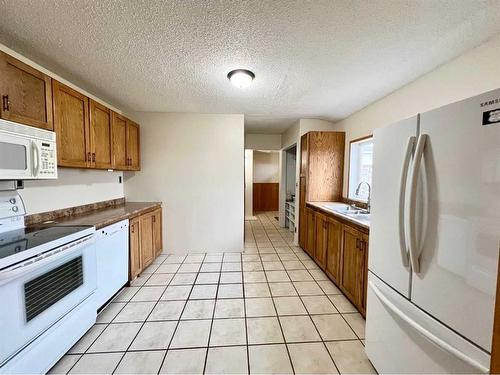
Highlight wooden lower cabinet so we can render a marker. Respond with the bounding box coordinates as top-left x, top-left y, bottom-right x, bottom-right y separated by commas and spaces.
314, 213, 328, 268
340, 225, 368, 313
305, 207, 316, 257
302, 206, 369, 315
129, 217, 141, 280
325, 217, 342, 284
153, 209, 163, 257
129, 207, 163, 281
